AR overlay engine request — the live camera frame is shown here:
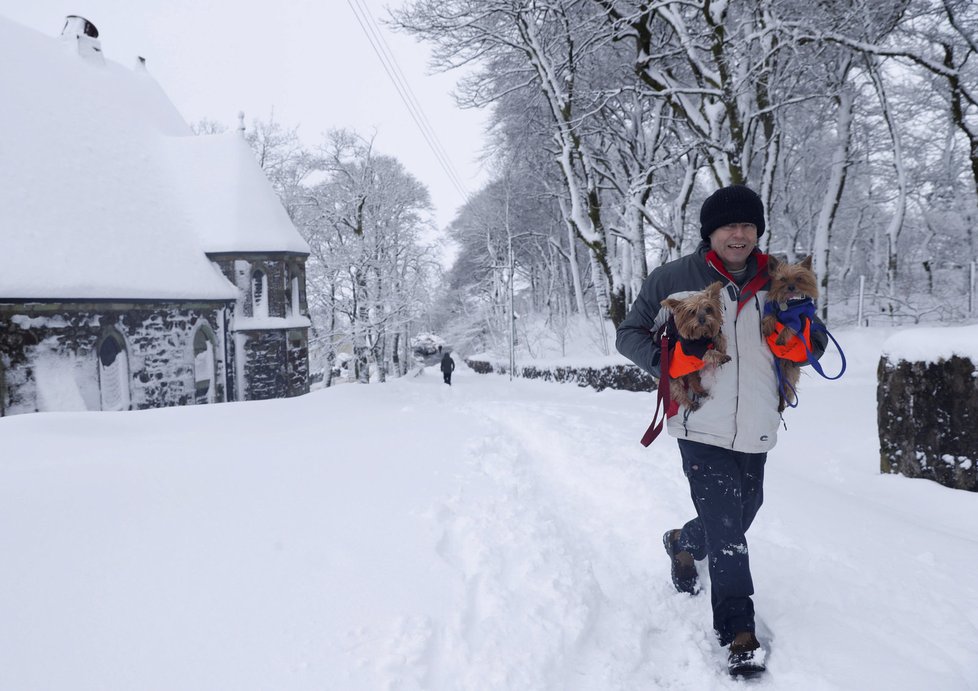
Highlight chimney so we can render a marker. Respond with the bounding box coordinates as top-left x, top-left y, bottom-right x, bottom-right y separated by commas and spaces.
61, 15, 104, 65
